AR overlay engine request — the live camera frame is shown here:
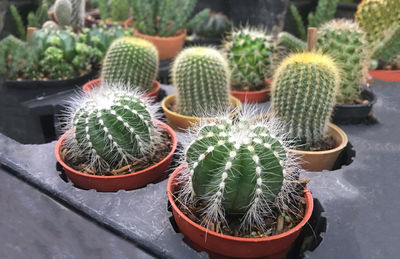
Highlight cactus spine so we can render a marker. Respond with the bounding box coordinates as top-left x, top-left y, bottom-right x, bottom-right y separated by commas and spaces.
172, 47, 231, 117
318, 19, 370, 104
63, 83, 158, 171
101, 37, 159, 92
271, 52, 340, 147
